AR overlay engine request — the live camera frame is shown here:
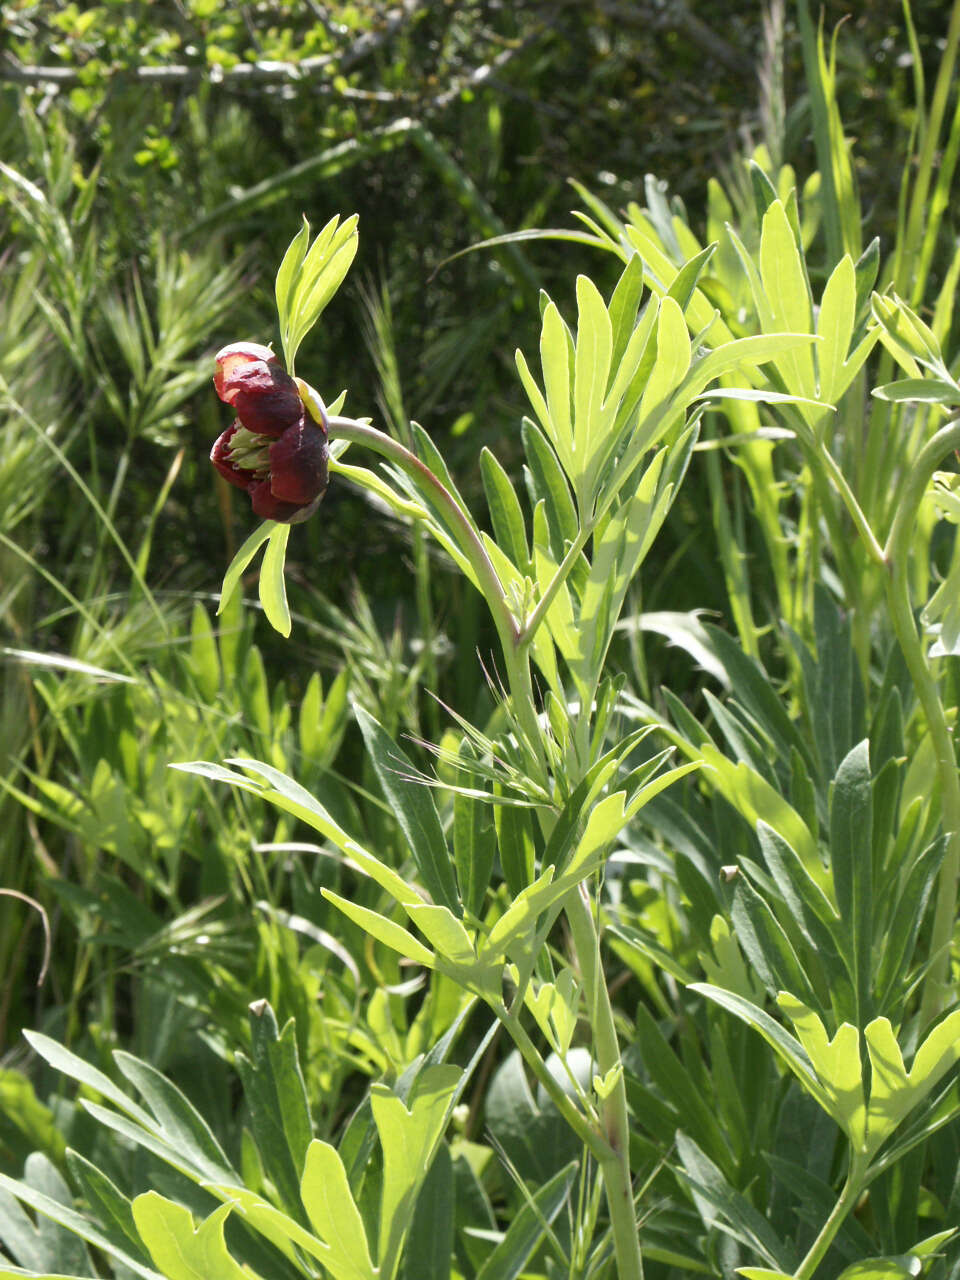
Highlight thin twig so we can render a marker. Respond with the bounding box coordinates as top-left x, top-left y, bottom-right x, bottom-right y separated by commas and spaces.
428, 36, 536, 111
0, 888, 51, 987
0, 0, 426, 88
